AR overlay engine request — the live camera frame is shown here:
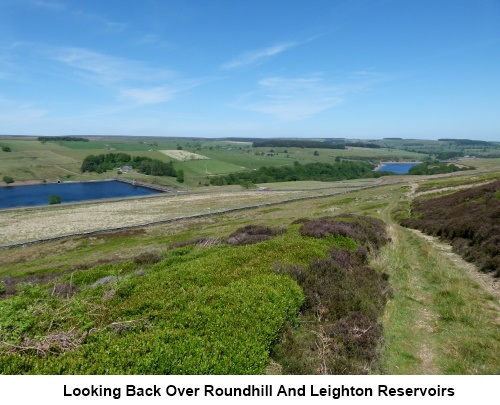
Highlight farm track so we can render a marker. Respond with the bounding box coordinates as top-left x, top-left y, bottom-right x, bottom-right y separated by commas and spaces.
377, 182, 499, 374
